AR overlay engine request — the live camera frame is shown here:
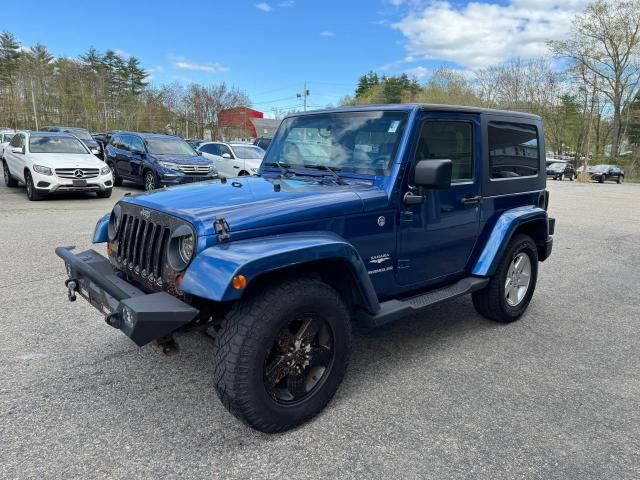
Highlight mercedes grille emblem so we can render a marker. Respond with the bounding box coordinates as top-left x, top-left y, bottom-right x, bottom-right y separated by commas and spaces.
73, 169, 84, 178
